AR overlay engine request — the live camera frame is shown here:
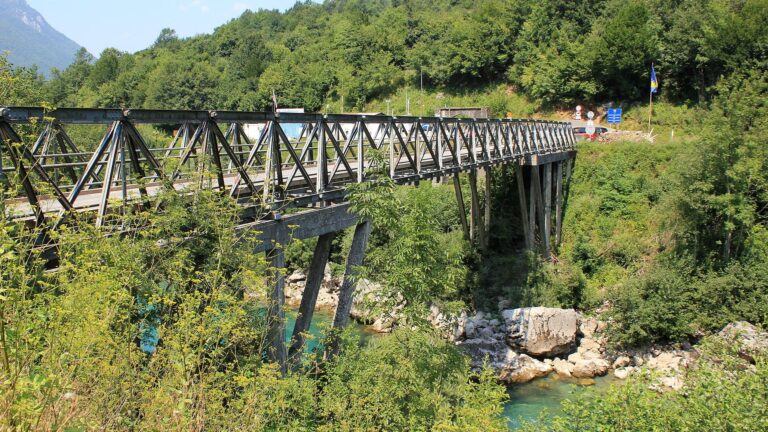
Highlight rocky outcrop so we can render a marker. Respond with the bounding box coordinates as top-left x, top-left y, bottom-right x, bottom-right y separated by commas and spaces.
499, 353, 553, 383
572, 358, 610, 378
503, 307, 580, 357
284, 265, 340, 308
717, 321, 768, 363
428, 304, 466, 342
457, 308, 702, 384
551, 358, 575, 377
460, 337, 552, 384
459, 308, 597, 383
460, 338, 510, 370
349, 279, 403, 333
